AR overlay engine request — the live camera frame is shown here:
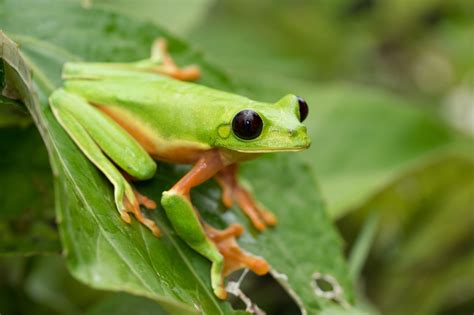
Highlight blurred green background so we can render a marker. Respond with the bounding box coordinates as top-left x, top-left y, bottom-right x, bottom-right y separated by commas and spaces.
1, 0, 473, 314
